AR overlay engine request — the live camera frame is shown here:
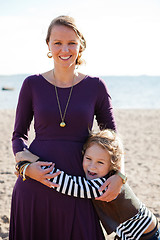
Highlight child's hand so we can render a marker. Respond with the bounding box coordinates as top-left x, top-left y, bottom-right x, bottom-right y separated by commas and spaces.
95, 174, 123, 202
